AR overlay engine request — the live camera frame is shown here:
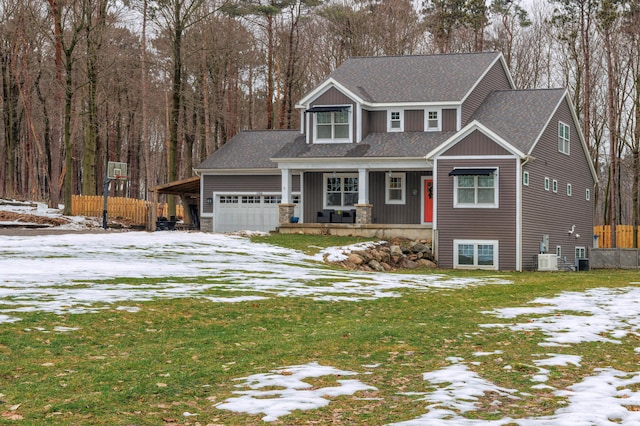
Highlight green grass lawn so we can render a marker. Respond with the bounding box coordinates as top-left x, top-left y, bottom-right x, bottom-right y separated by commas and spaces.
0, 234, 638, 424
